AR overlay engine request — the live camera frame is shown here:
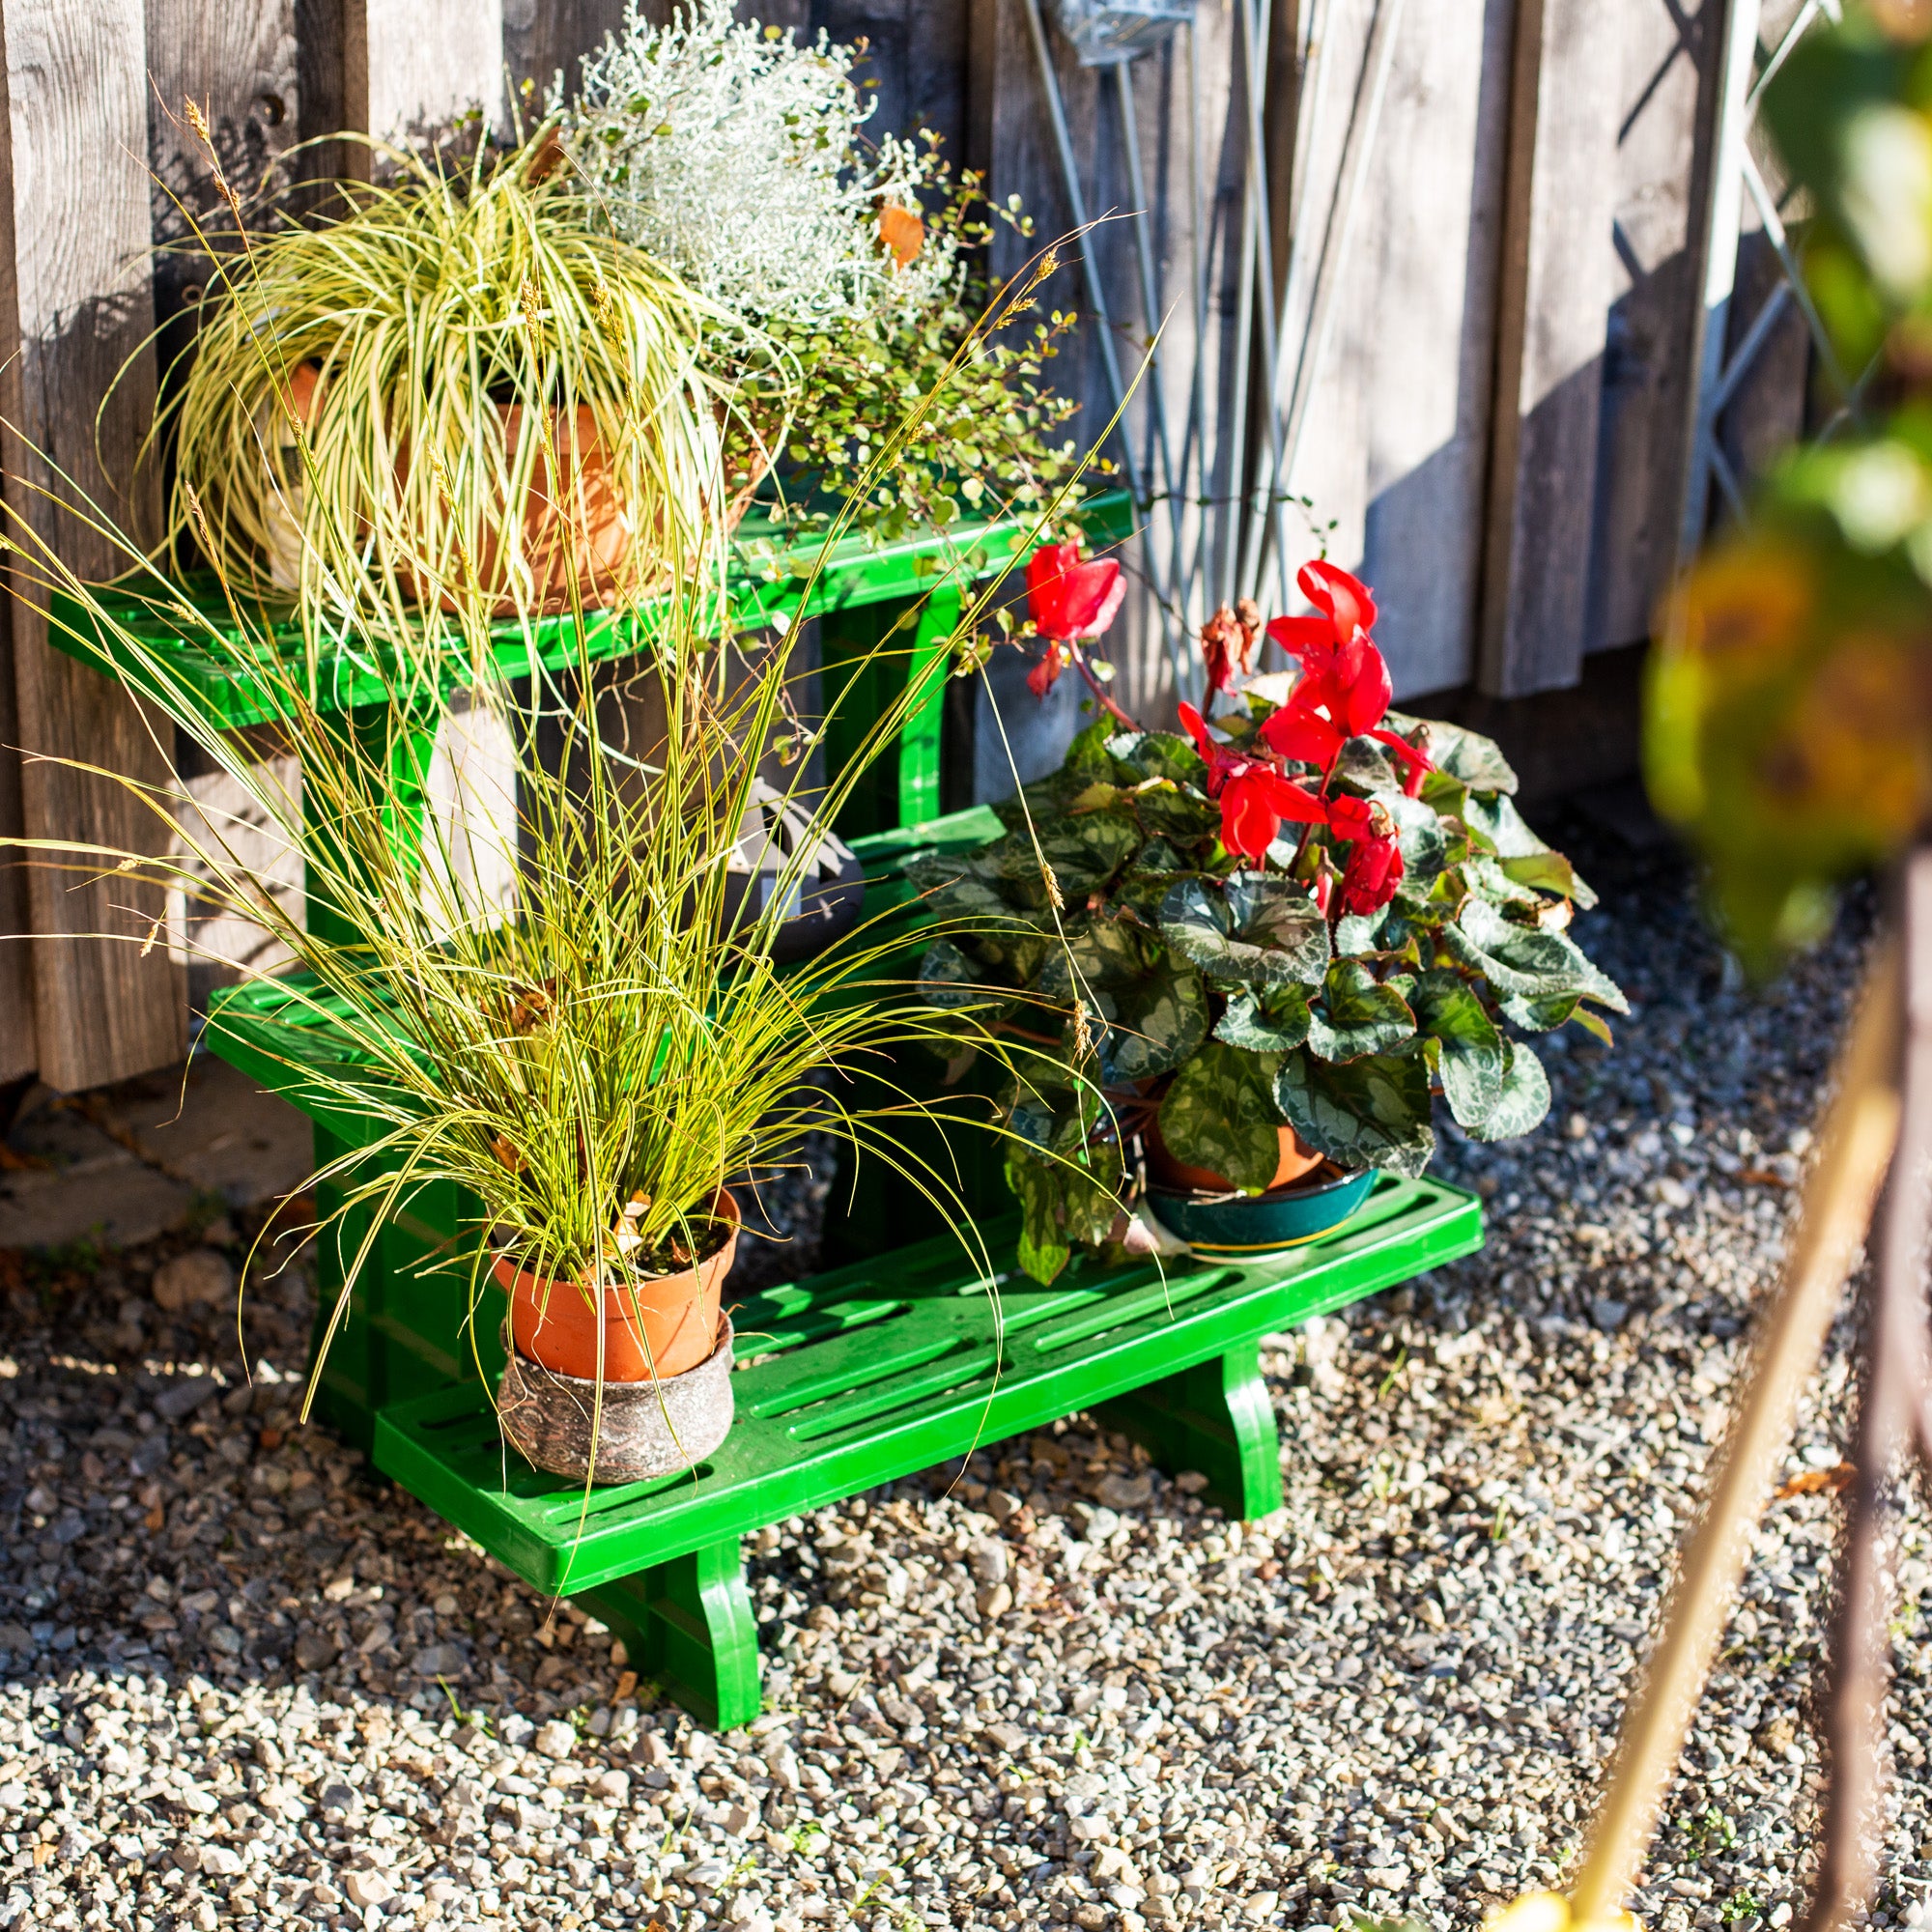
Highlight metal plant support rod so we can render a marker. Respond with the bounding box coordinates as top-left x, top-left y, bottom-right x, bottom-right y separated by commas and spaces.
1243, 0, 1406, 605
1020, 0, 1195, 699
1231, 0, 1297, 617
1218, 52, 1262, 611
1236, 0, 1331, 611
1179, 17, 1215, 639
1115, 58, 1196, 684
